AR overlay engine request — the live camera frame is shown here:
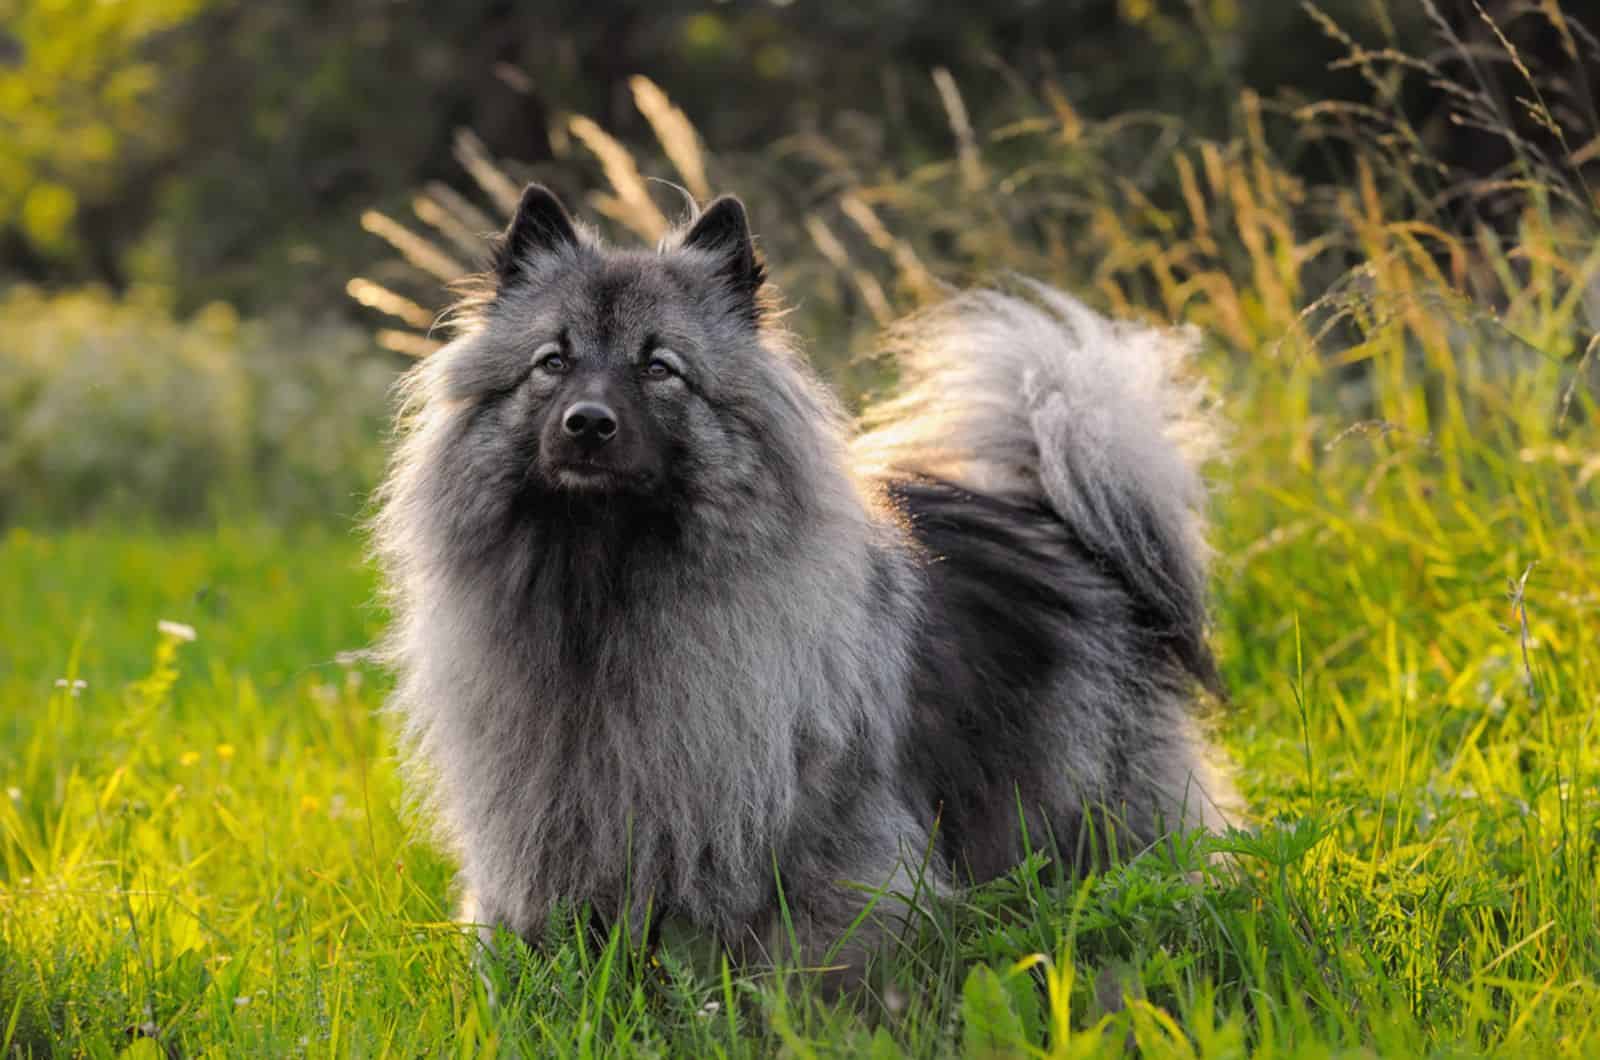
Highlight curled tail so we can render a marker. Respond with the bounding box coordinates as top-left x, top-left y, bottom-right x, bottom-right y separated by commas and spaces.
855, 281, 1222, 691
